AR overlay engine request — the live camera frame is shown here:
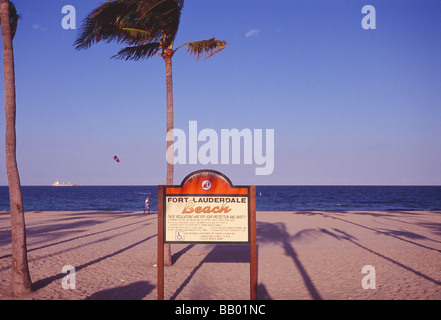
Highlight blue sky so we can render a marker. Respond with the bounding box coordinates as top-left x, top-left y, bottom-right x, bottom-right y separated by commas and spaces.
0, 0, 440, 186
